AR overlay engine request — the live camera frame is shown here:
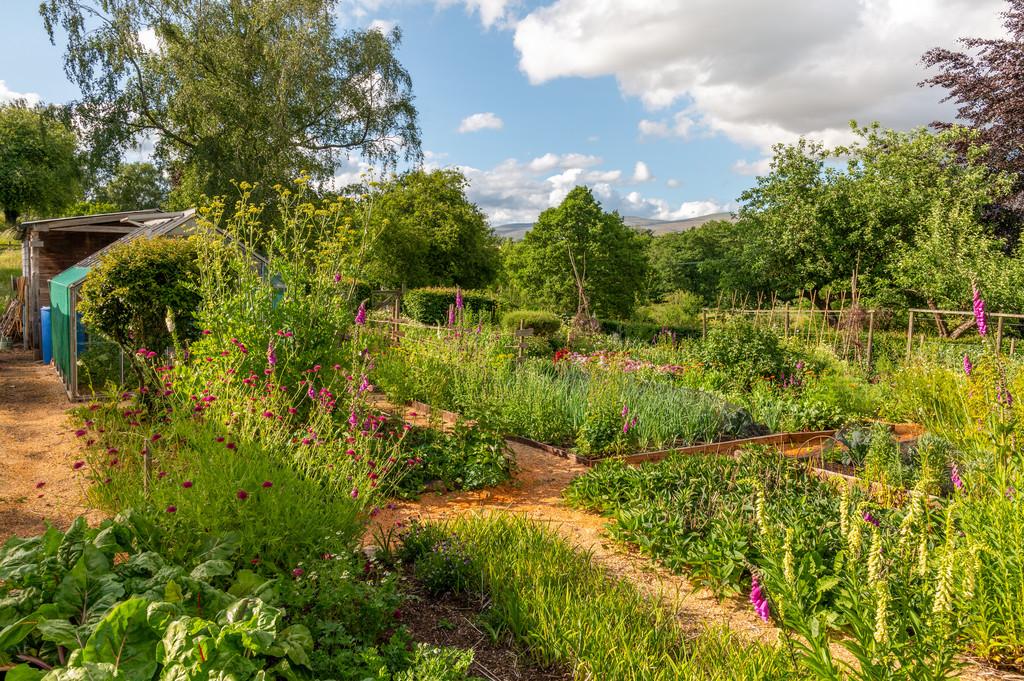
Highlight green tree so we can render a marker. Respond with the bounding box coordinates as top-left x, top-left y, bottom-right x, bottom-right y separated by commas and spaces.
362, 169, 499, 288
736, 123, 1013, 307
79, 238, 201, 390
41, 0, 420, 205
0, 102, 80, 226
95, 162, 169, 210
646, 219, 745, 303
508, 186, 648, 319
